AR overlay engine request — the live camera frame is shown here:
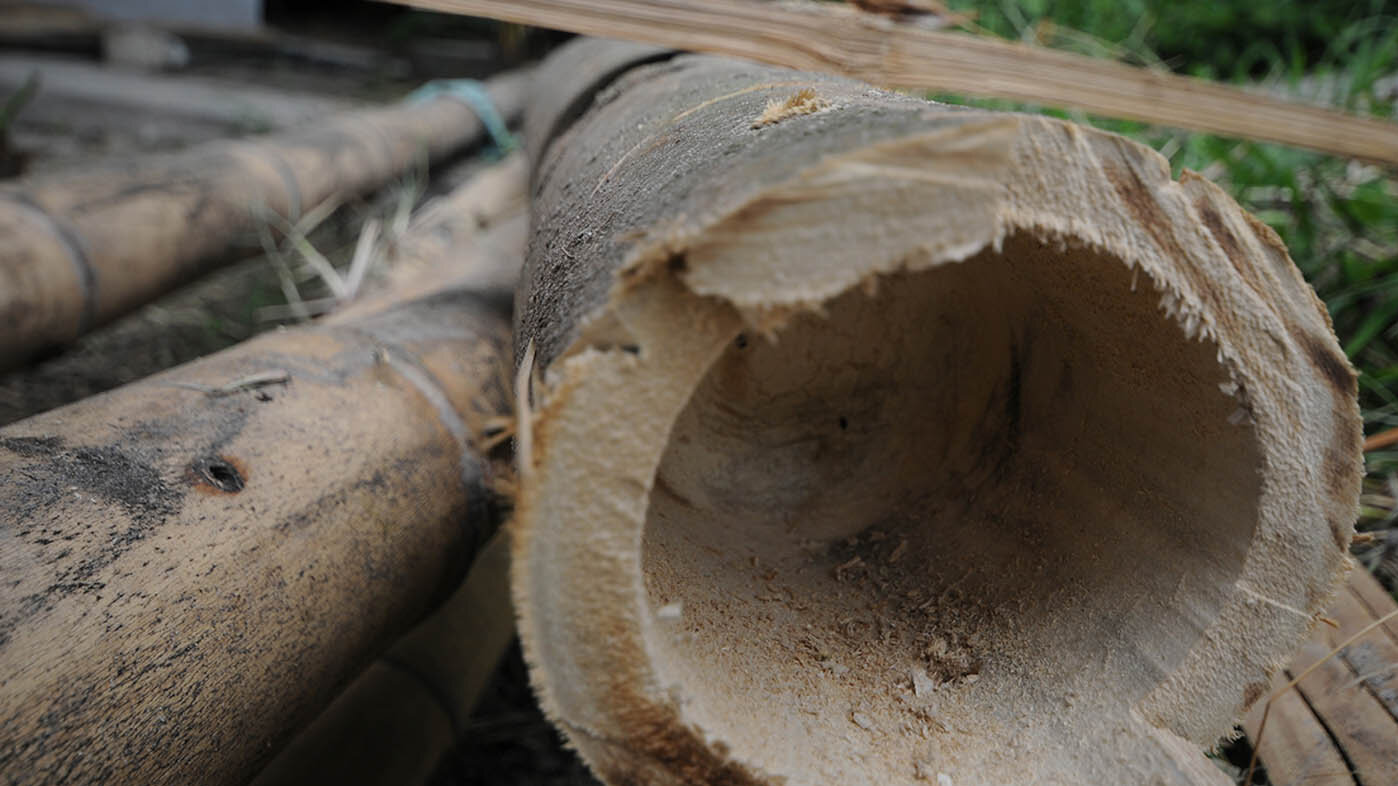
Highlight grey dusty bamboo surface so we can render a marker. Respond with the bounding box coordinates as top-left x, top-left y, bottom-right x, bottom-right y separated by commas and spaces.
250, 535, 515, 786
